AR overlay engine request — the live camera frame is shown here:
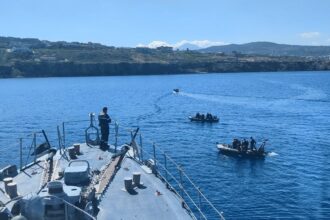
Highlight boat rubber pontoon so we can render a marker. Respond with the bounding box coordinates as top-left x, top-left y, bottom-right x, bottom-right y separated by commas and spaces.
217, 141, 267, 159
189, 115, 219, 123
